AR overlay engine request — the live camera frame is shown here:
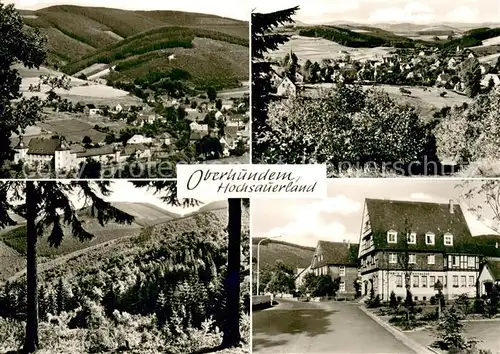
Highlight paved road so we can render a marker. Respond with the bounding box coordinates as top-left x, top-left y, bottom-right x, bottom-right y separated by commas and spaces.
252, 299, 416, 354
